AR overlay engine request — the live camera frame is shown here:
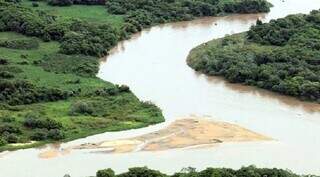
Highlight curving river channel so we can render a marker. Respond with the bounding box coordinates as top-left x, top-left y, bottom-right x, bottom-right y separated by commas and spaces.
1, 0, 320, 176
